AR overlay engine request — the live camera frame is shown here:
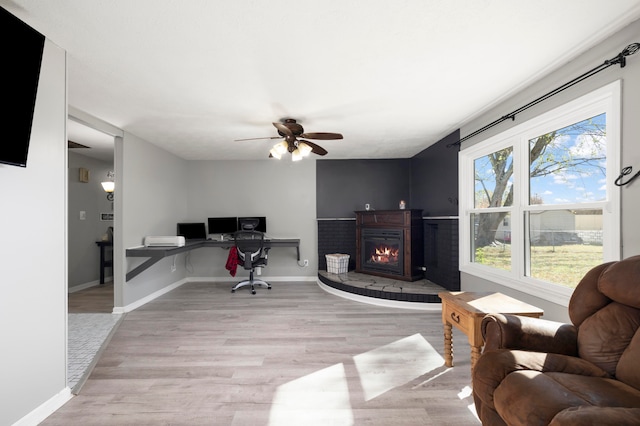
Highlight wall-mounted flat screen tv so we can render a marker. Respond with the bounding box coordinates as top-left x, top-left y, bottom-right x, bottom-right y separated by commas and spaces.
1, 7, 45, 167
